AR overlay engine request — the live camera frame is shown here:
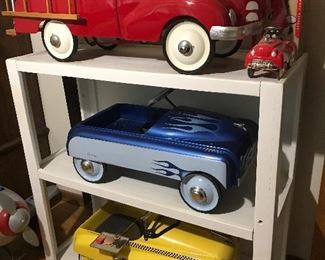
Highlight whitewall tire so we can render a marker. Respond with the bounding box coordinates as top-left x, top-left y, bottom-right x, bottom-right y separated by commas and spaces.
73, 158, 105, 183
42, 20, 78, 61
179, 173, 221, 213
163, 21, 214, 74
